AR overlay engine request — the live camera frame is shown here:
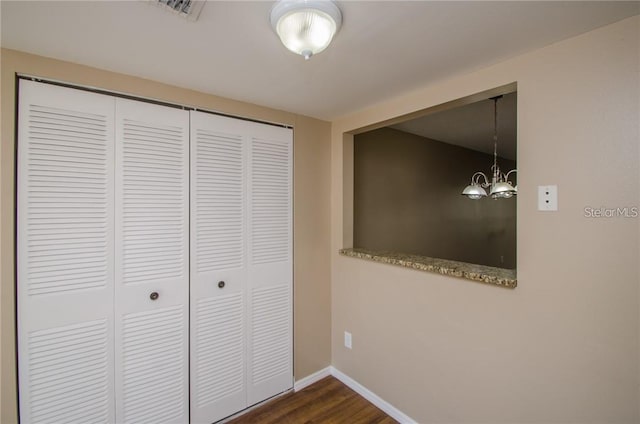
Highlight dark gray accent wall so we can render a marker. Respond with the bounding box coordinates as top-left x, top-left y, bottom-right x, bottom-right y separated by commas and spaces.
353, 127, 516, 269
